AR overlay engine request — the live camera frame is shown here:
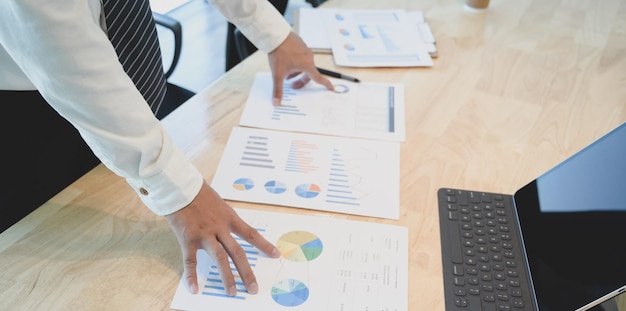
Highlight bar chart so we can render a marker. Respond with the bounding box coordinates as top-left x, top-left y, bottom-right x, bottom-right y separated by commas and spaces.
211, 127, 400, 219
